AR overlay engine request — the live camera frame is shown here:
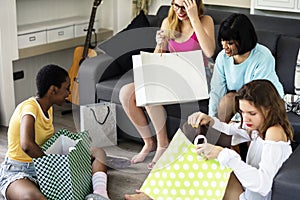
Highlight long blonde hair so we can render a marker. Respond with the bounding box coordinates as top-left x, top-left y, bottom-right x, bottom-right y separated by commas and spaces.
166, 0, 204, 39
